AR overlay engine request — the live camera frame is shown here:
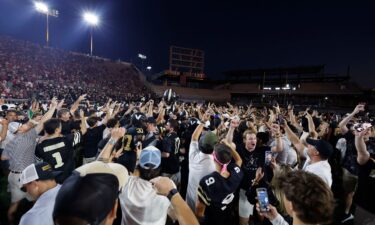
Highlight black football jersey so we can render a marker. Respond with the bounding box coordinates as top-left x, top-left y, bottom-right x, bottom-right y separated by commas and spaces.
35, 132, 81, 180
161, 132, 181, 174
117, 127, 144, 151
197, 163, 243, 224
